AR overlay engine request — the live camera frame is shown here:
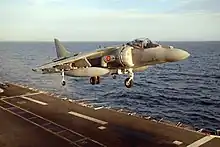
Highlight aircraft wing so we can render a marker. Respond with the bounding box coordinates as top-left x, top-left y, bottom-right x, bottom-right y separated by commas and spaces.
36, 48, 116, 71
